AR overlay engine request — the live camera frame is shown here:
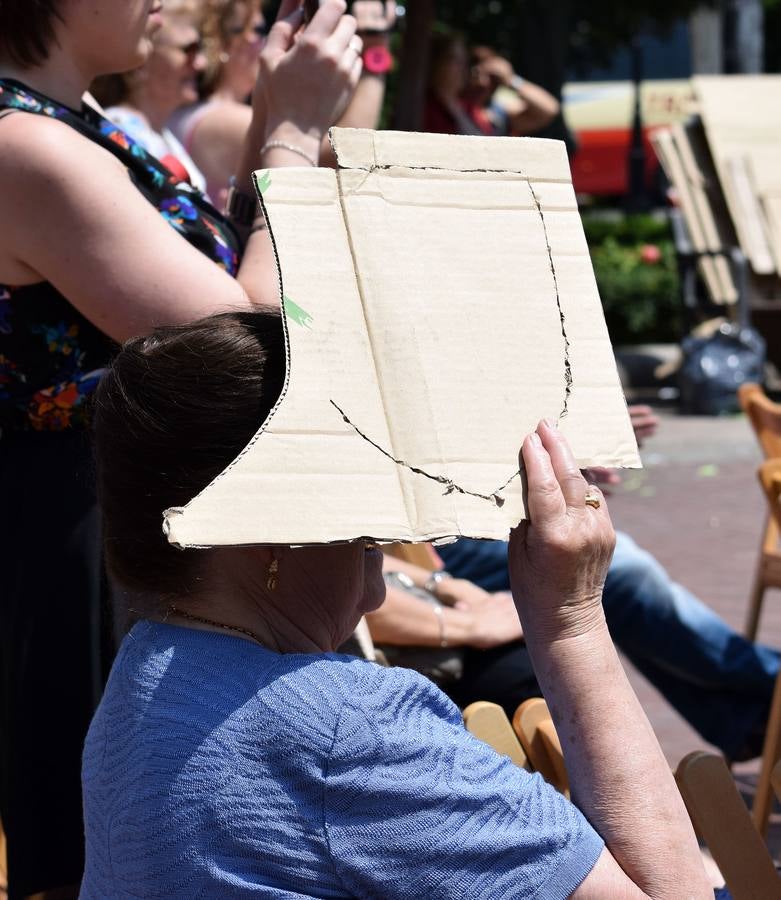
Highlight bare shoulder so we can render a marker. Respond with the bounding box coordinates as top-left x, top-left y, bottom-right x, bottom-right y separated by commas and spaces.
0, 111, 123, 189
191, 101, 252, 147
